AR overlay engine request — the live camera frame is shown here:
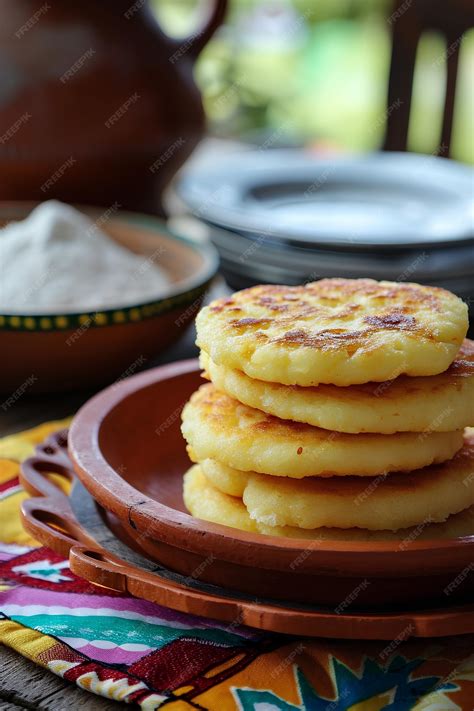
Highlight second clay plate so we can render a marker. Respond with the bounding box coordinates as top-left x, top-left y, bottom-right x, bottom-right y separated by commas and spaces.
20, 430, 474, 639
